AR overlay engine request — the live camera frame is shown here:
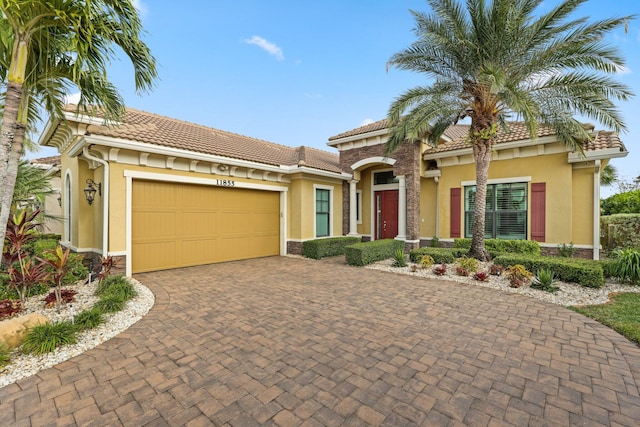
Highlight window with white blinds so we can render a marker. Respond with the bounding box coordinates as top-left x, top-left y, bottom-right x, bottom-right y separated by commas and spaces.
464, 182, 527, 240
